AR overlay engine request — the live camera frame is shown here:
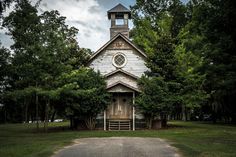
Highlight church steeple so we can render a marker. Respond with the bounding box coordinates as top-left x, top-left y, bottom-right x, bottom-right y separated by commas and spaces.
107, 4, 131, 39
